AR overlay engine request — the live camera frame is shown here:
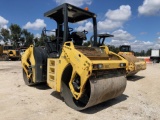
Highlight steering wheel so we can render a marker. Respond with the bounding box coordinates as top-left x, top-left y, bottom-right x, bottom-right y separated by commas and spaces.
42, 27, 54, 42
68, 27, 73, 32
82, 30, 88, 34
